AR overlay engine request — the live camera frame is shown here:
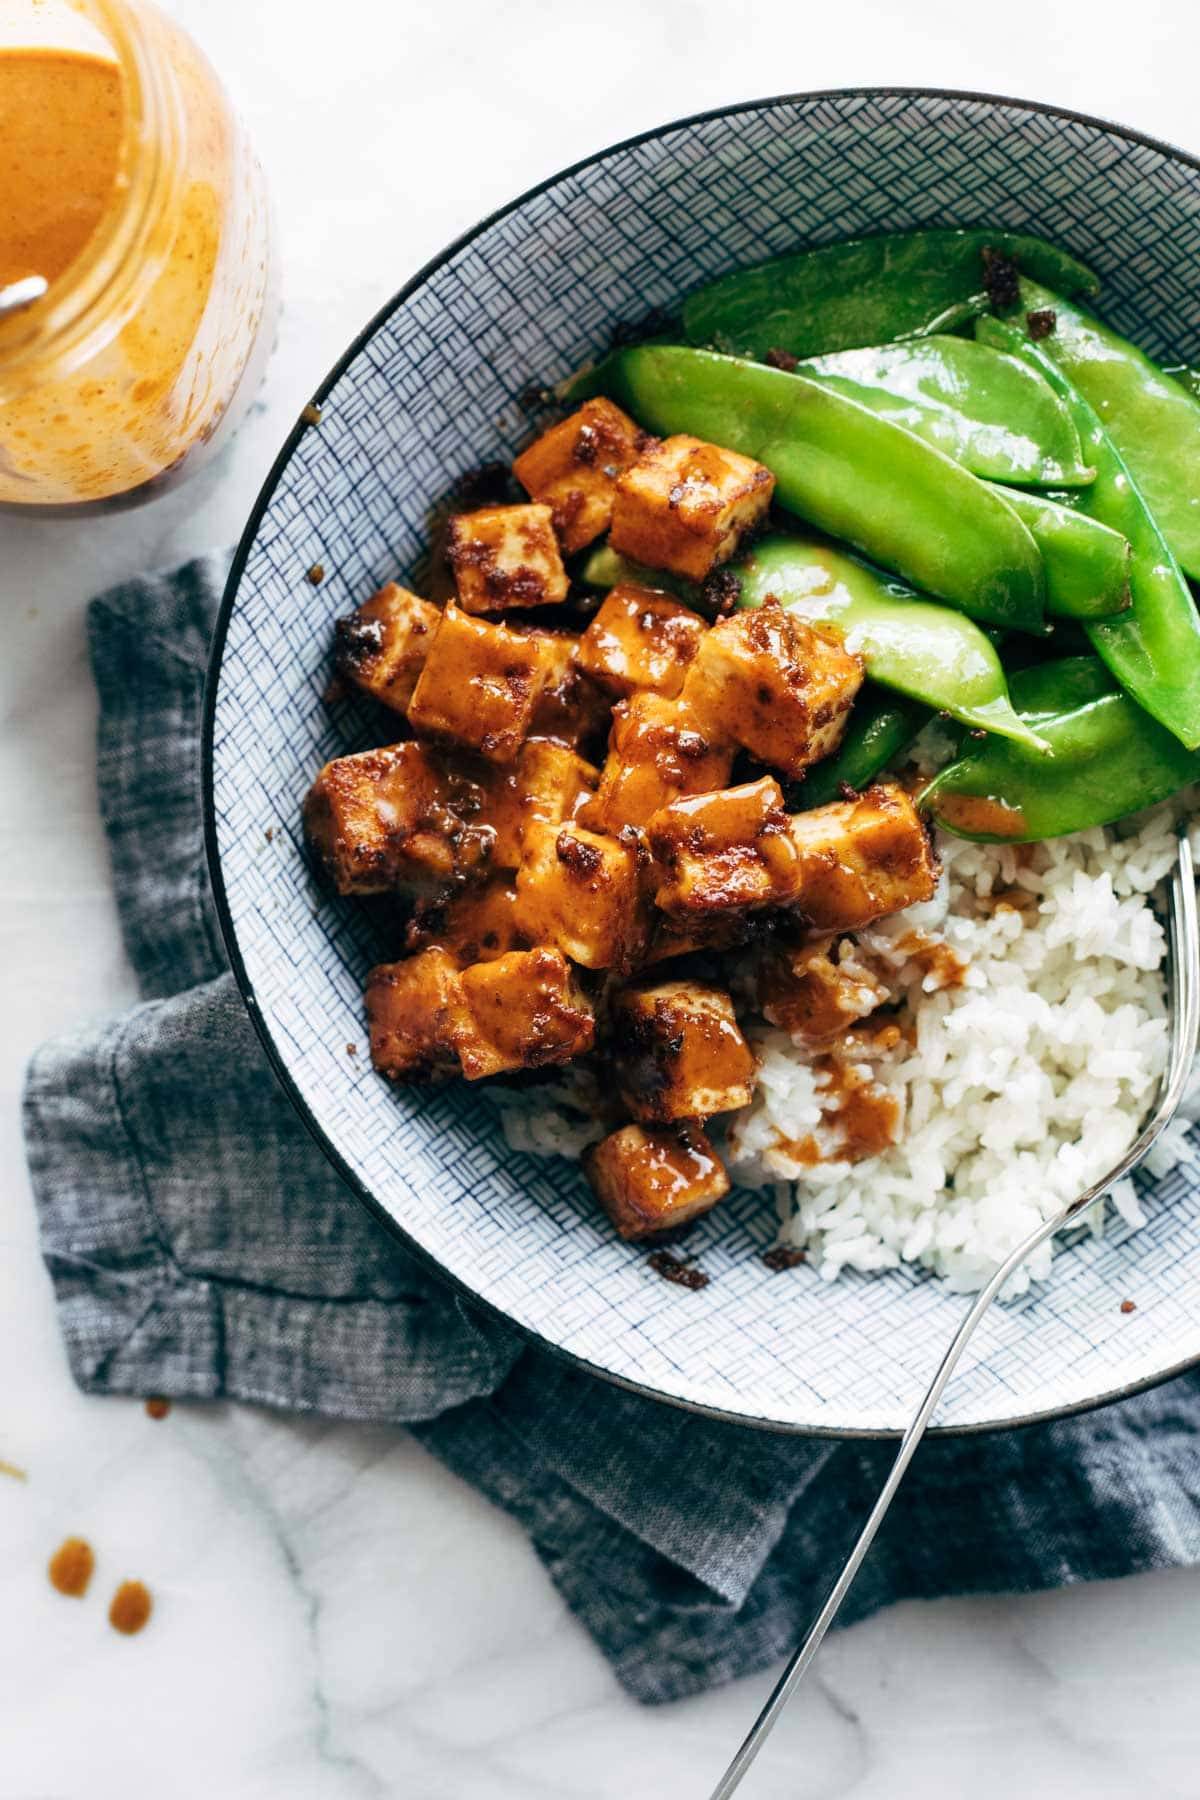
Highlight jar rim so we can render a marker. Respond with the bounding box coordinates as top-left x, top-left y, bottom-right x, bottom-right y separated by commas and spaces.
0, 0, 187, 396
